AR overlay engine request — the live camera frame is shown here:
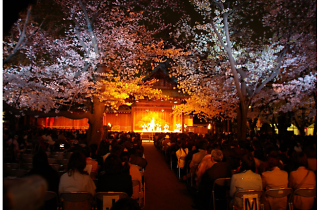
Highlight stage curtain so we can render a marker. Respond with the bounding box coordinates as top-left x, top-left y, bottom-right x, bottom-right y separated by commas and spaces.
37, 117, 89, 129
133, 108, 181, 131
103, 113, 132, 131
